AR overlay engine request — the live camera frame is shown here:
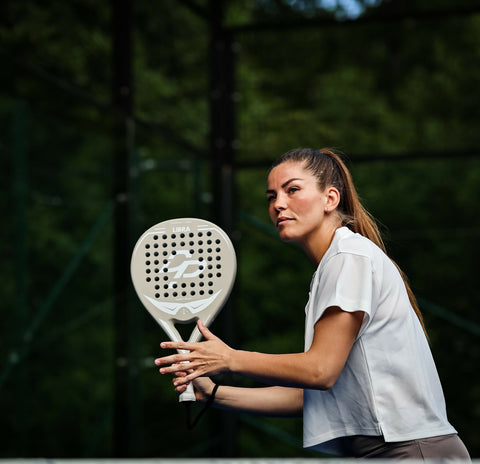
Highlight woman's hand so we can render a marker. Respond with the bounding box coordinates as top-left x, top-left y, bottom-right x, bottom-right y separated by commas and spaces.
155, 320, 234, 386
172, 369, 216, 403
